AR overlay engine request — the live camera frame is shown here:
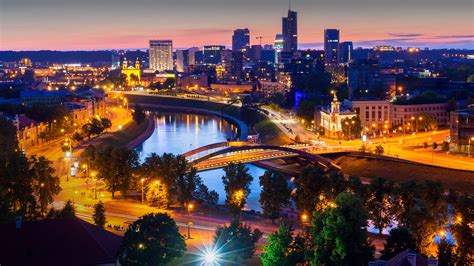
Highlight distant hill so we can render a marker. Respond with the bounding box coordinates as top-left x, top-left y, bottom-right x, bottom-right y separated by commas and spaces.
0, 50, 148, 65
